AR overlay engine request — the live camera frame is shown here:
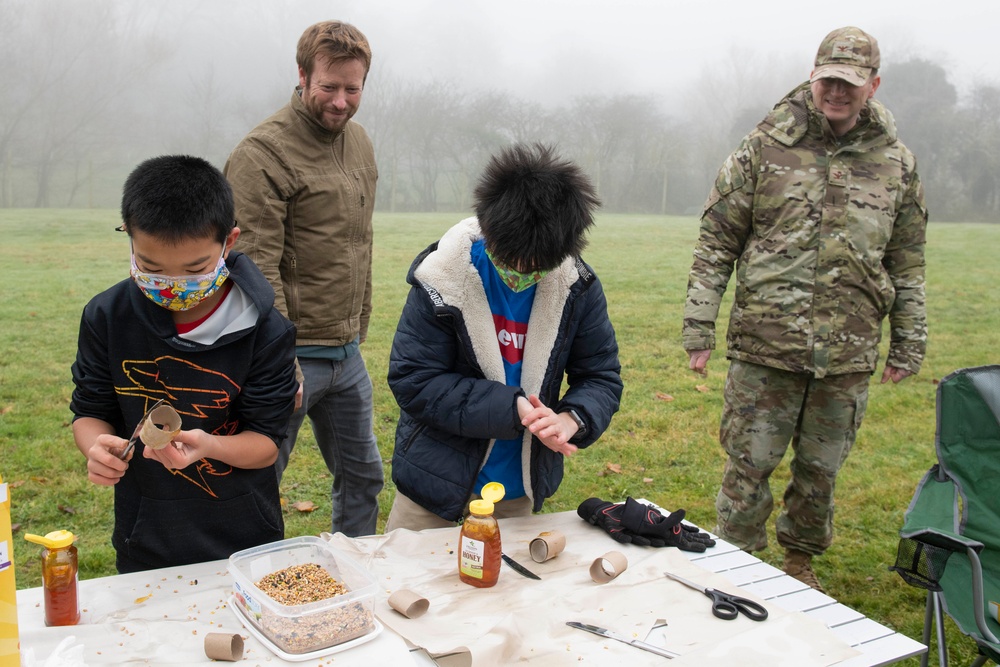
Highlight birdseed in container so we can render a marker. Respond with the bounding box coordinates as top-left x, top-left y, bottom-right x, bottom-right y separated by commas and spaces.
230, 537, 378, 655
255, 563, 348, 605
